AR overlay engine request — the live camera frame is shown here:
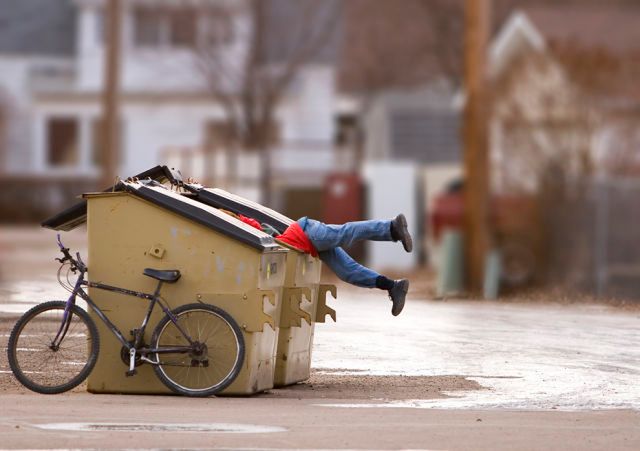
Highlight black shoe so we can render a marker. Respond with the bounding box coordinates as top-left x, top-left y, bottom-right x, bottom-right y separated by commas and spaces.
391, 214, 413, 252
389, 279, 409, 316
